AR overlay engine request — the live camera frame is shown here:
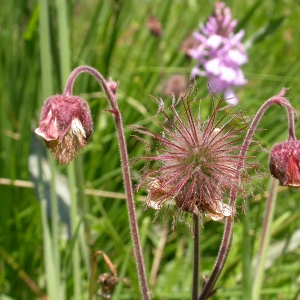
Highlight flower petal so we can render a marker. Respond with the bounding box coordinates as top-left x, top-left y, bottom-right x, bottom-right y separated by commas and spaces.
224, 88, 239, 105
